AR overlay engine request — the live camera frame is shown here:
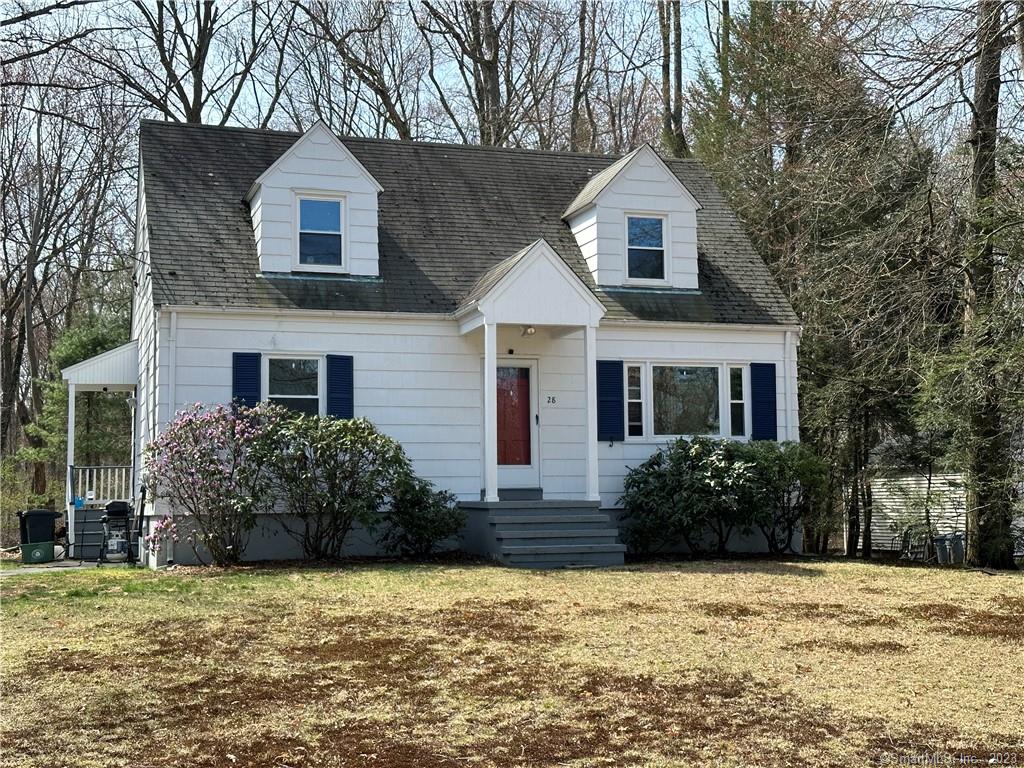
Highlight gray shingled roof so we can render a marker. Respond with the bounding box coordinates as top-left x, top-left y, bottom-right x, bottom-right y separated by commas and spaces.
461, 241, 535, 308
139, 121, 798, 326
561, 146, 641, 220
